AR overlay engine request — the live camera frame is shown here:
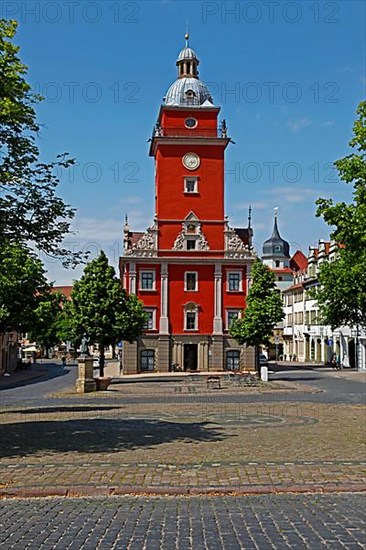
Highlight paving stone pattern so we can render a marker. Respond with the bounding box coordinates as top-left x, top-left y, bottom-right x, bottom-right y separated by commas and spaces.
0, 494, 365, 549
